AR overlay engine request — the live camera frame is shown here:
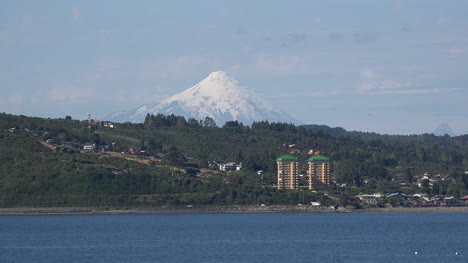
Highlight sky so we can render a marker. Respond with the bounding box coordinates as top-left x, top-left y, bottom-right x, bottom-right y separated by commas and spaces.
1, 0, 467, 135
